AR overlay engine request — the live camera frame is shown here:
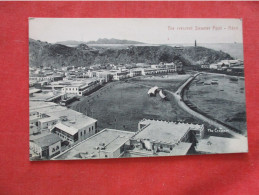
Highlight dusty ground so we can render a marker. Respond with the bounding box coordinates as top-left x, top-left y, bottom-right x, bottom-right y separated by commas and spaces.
185, 73, 247, 134
70, 75, 197, 132
130, 74, 190, 92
